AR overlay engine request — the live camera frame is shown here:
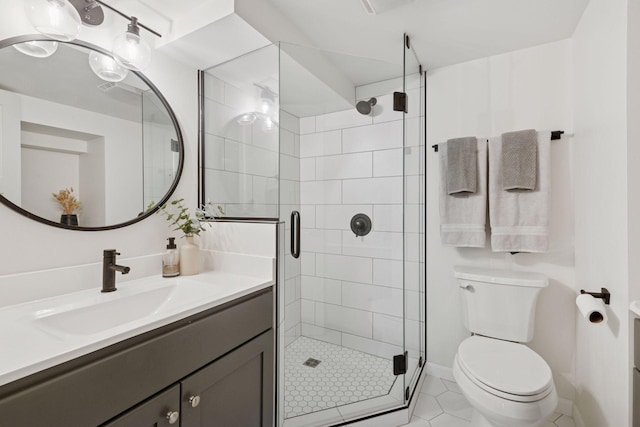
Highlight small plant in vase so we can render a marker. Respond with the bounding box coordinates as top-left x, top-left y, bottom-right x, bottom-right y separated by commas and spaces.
52, 187, 81, 226
157, 199, 223, 276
